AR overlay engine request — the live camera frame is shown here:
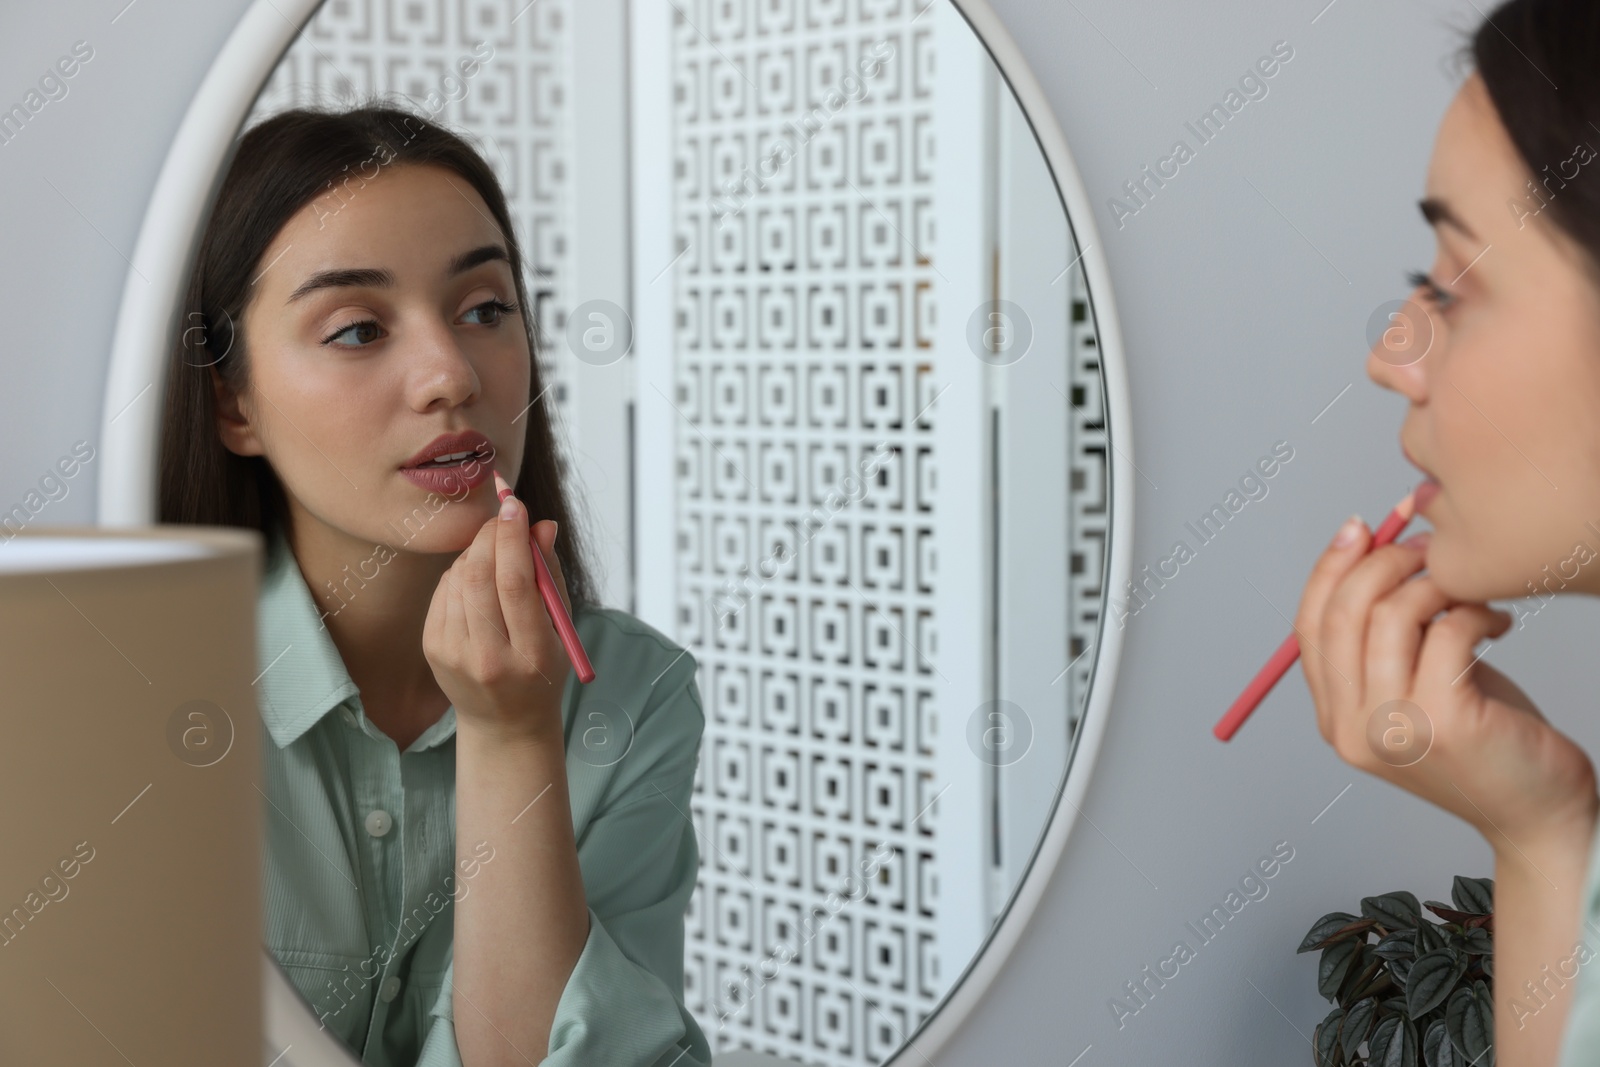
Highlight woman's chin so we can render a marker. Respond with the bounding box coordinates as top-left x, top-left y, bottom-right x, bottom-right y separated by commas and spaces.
371, 509, 496, 555
1417, 537, 1465, 598
431, 523, 498, 555
1423, 535, 1522, 604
